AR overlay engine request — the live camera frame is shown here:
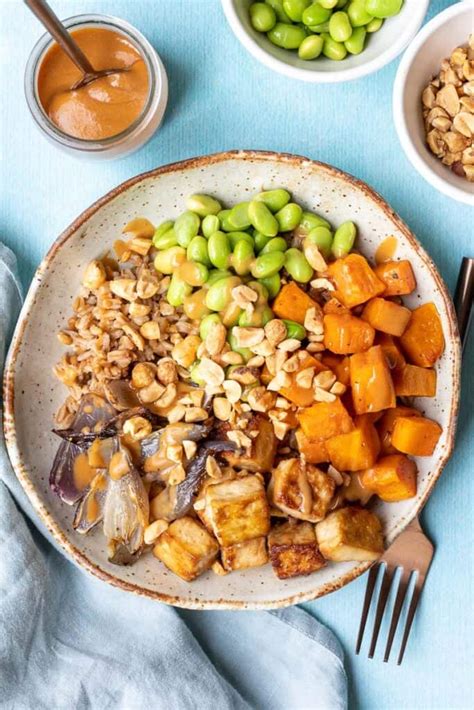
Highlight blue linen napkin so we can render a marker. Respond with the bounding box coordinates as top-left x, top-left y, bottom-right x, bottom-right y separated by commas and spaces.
0, 243, 347, 710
